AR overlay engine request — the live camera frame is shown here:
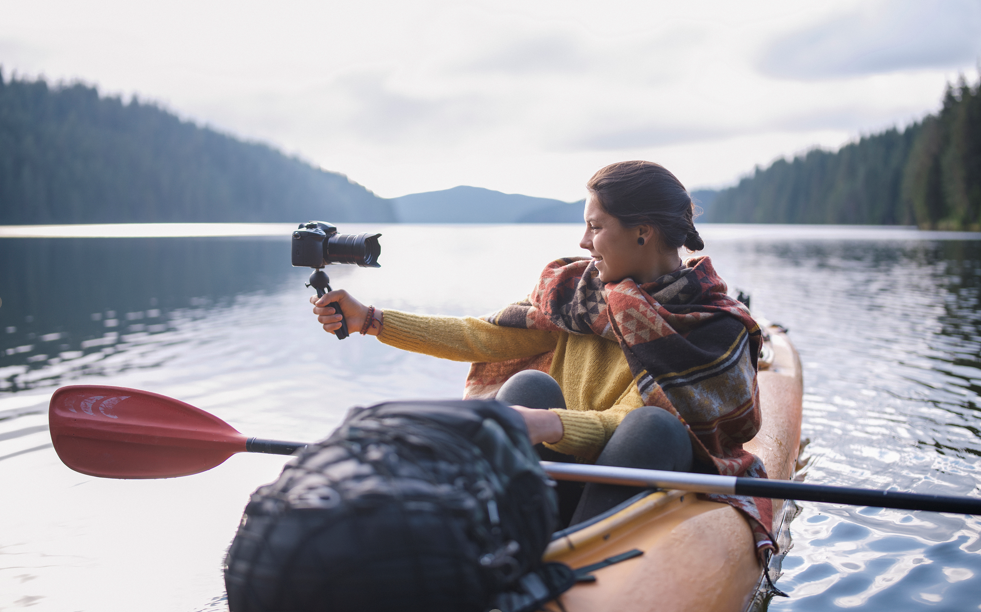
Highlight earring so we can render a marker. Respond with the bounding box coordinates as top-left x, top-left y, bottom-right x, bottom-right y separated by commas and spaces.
637, 237, 645, 246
